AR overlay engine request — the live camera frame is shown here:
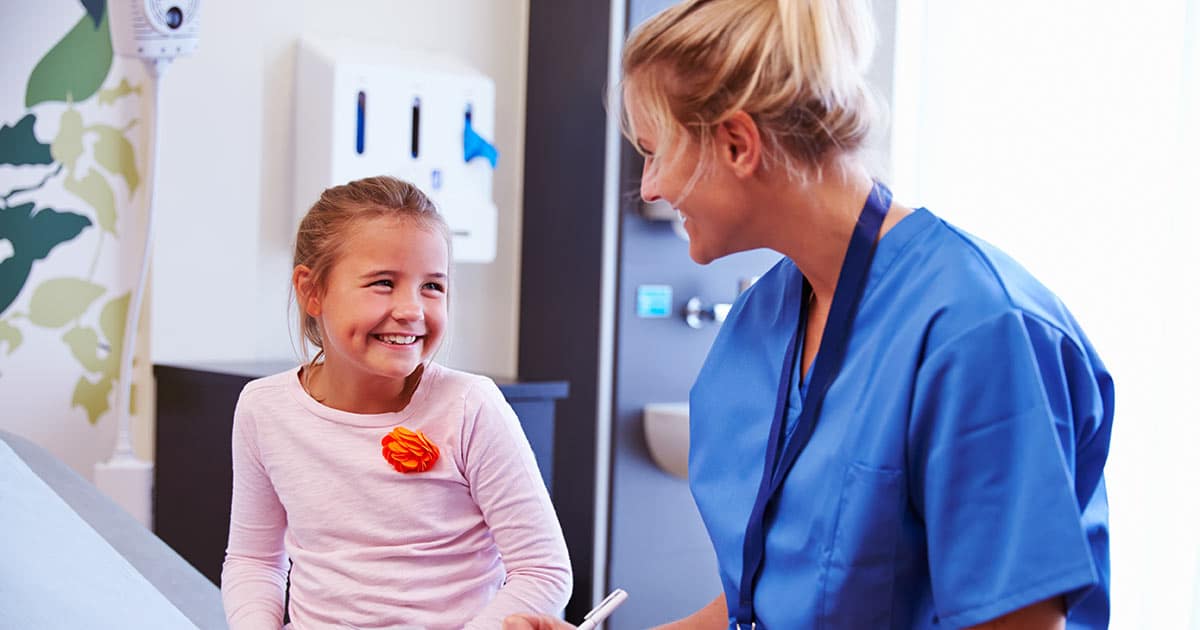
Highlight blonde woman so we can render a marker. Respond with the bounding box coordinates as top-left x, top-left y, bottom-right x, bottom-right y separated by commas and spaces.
507, 0, 1112, 629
